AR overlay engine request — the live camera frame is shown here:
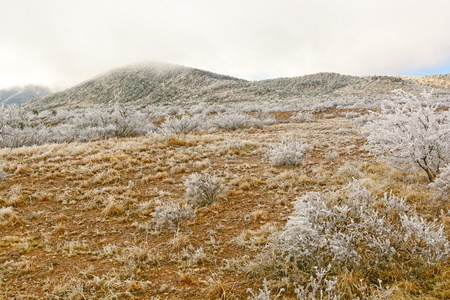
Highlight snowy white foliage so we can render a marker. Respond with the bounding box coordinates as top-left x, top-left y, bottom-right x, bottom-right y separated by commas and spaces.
363, 92, 450, 181
151, 202, 195, 231
271, 180, 450, 274
268, 138, 309, 166
207, 112, 263, 130
66, 104, 156, 139
324, 151, 339, 161
290, 111, 314, 123
0, 104, 156, 148
344, 111, 361, 119
161, 114, 204, 134
184, 172, 226, 206
430, 164, 450, 194
247, 279, 284, 300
